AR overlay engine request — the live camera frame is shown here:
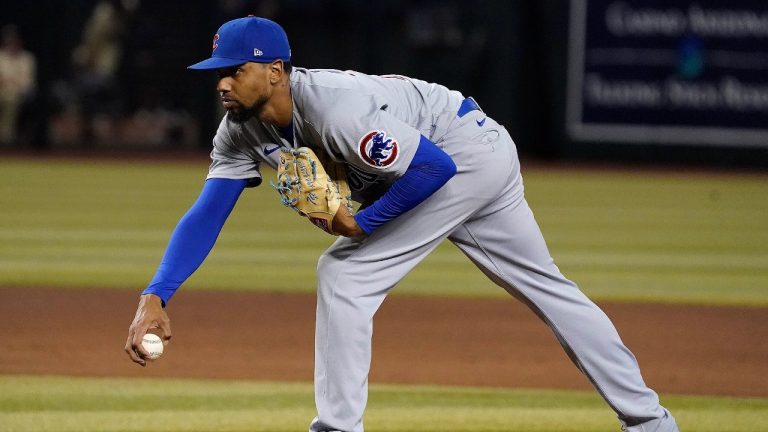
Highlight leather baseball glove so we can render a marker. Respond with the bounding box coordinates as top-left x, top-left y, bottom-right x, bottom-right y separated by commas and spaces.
272, 147, 353, 235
